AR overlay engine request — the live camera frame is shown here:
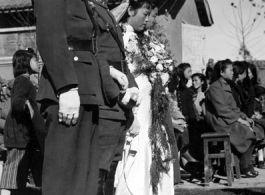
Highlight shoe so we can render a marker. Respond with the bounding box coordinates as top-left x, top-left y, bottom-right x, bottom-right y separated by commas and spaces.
249, 164, 259, 176
242, 171, 257, 178
257, 161, 265, 169
241, 168, 257, 178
